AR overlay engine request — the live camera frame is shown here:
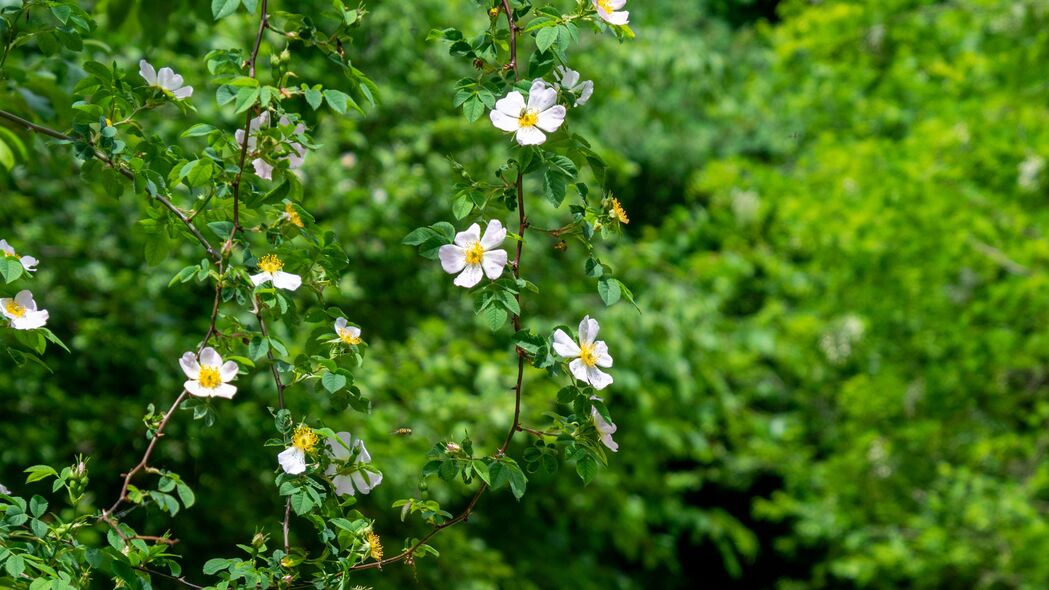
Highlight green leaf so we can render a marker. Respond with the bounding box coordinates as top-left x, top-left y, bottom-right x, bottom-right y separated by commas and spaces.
576, 453, 598, 485
0, 257, 24, 283
29, 495, 47, 517
290, 492, 313, 515
242, 0, 259, 14
24, 465, 58, 483
211, 0, 239, 19
324, 89, 359, 115
598, 277, 622, 306
304, 87, 323, 110
322, 371, 347, 393
535, 26, 559, 53
5, 555, 24, 578
181, 124, 217, 138
0, 137, 15, 171
203, 558, 232, 575
176, 483, 196, 508
483, 305, 507, 331
233, 86, 261, 113
462, 97, 485, 123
